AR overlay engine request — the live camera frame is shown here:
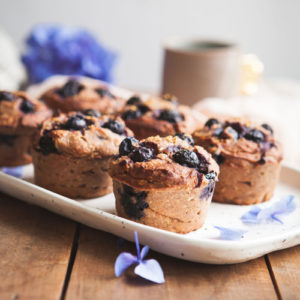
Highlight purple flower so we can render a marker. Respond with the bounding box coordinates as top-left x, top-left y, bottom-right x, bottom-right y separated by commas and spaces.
214, 226, 247, 241
241, 195, 296, 224
114, 232, 165, 284
22, 24, 117, 84
2, 166, 23, 178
